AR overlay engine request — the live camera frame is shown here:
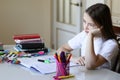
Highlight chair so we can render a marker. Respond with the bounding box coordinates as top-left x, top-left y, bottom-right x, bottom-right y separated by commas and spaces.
111, 47, 120, 73
111, 26, 120, 73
